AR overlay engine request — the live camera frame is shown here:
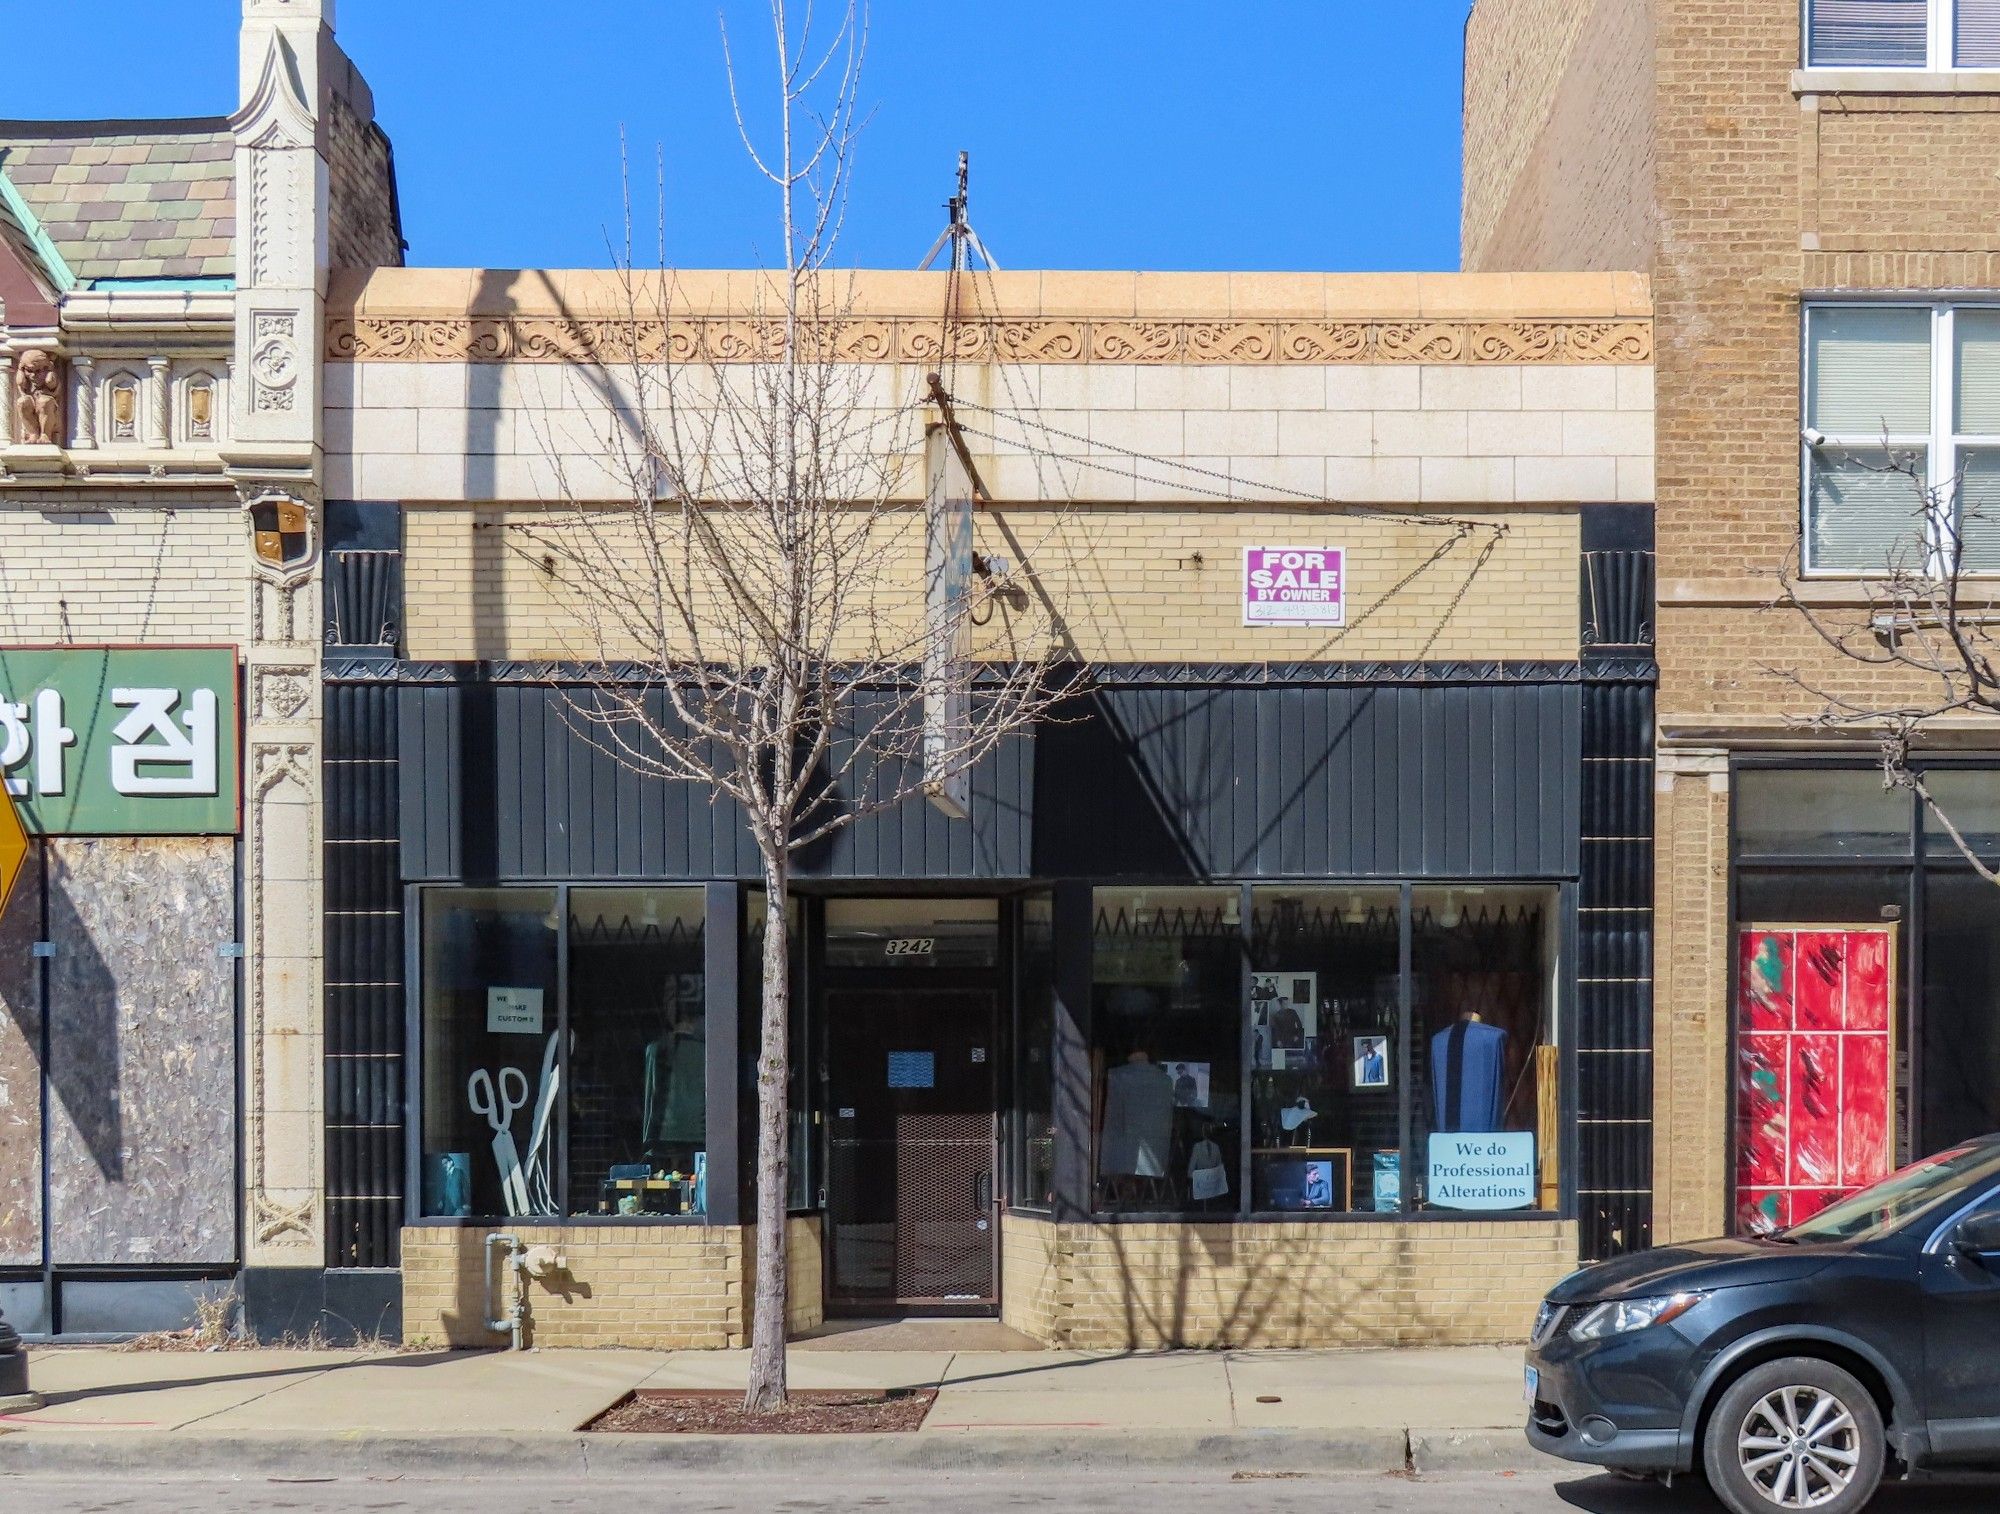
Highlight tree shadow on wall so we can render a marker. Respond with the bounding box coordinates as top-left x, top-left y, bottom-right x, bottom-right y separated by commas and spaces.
0, 841, 124, 1197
